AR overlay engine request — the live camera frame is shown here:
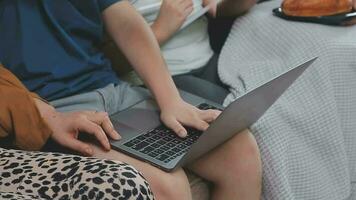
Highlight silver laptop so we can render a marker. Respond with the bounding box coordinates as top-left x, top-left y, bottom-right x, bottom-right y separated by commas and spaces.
109, 58, 317, 171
